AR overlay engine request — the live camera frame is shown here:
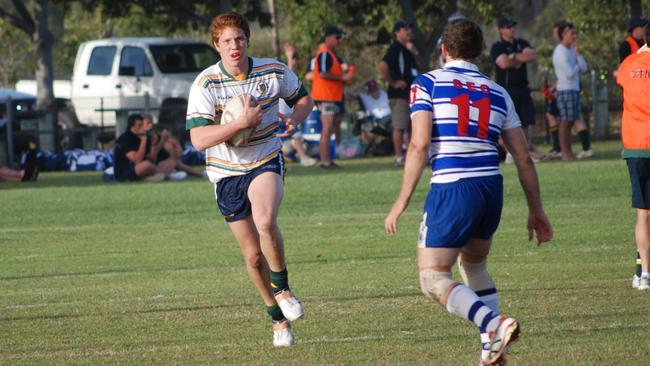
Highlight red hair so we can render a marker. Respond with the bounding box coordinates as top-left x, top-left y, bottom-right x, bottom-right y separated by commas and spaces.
210, 12, 250, 44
